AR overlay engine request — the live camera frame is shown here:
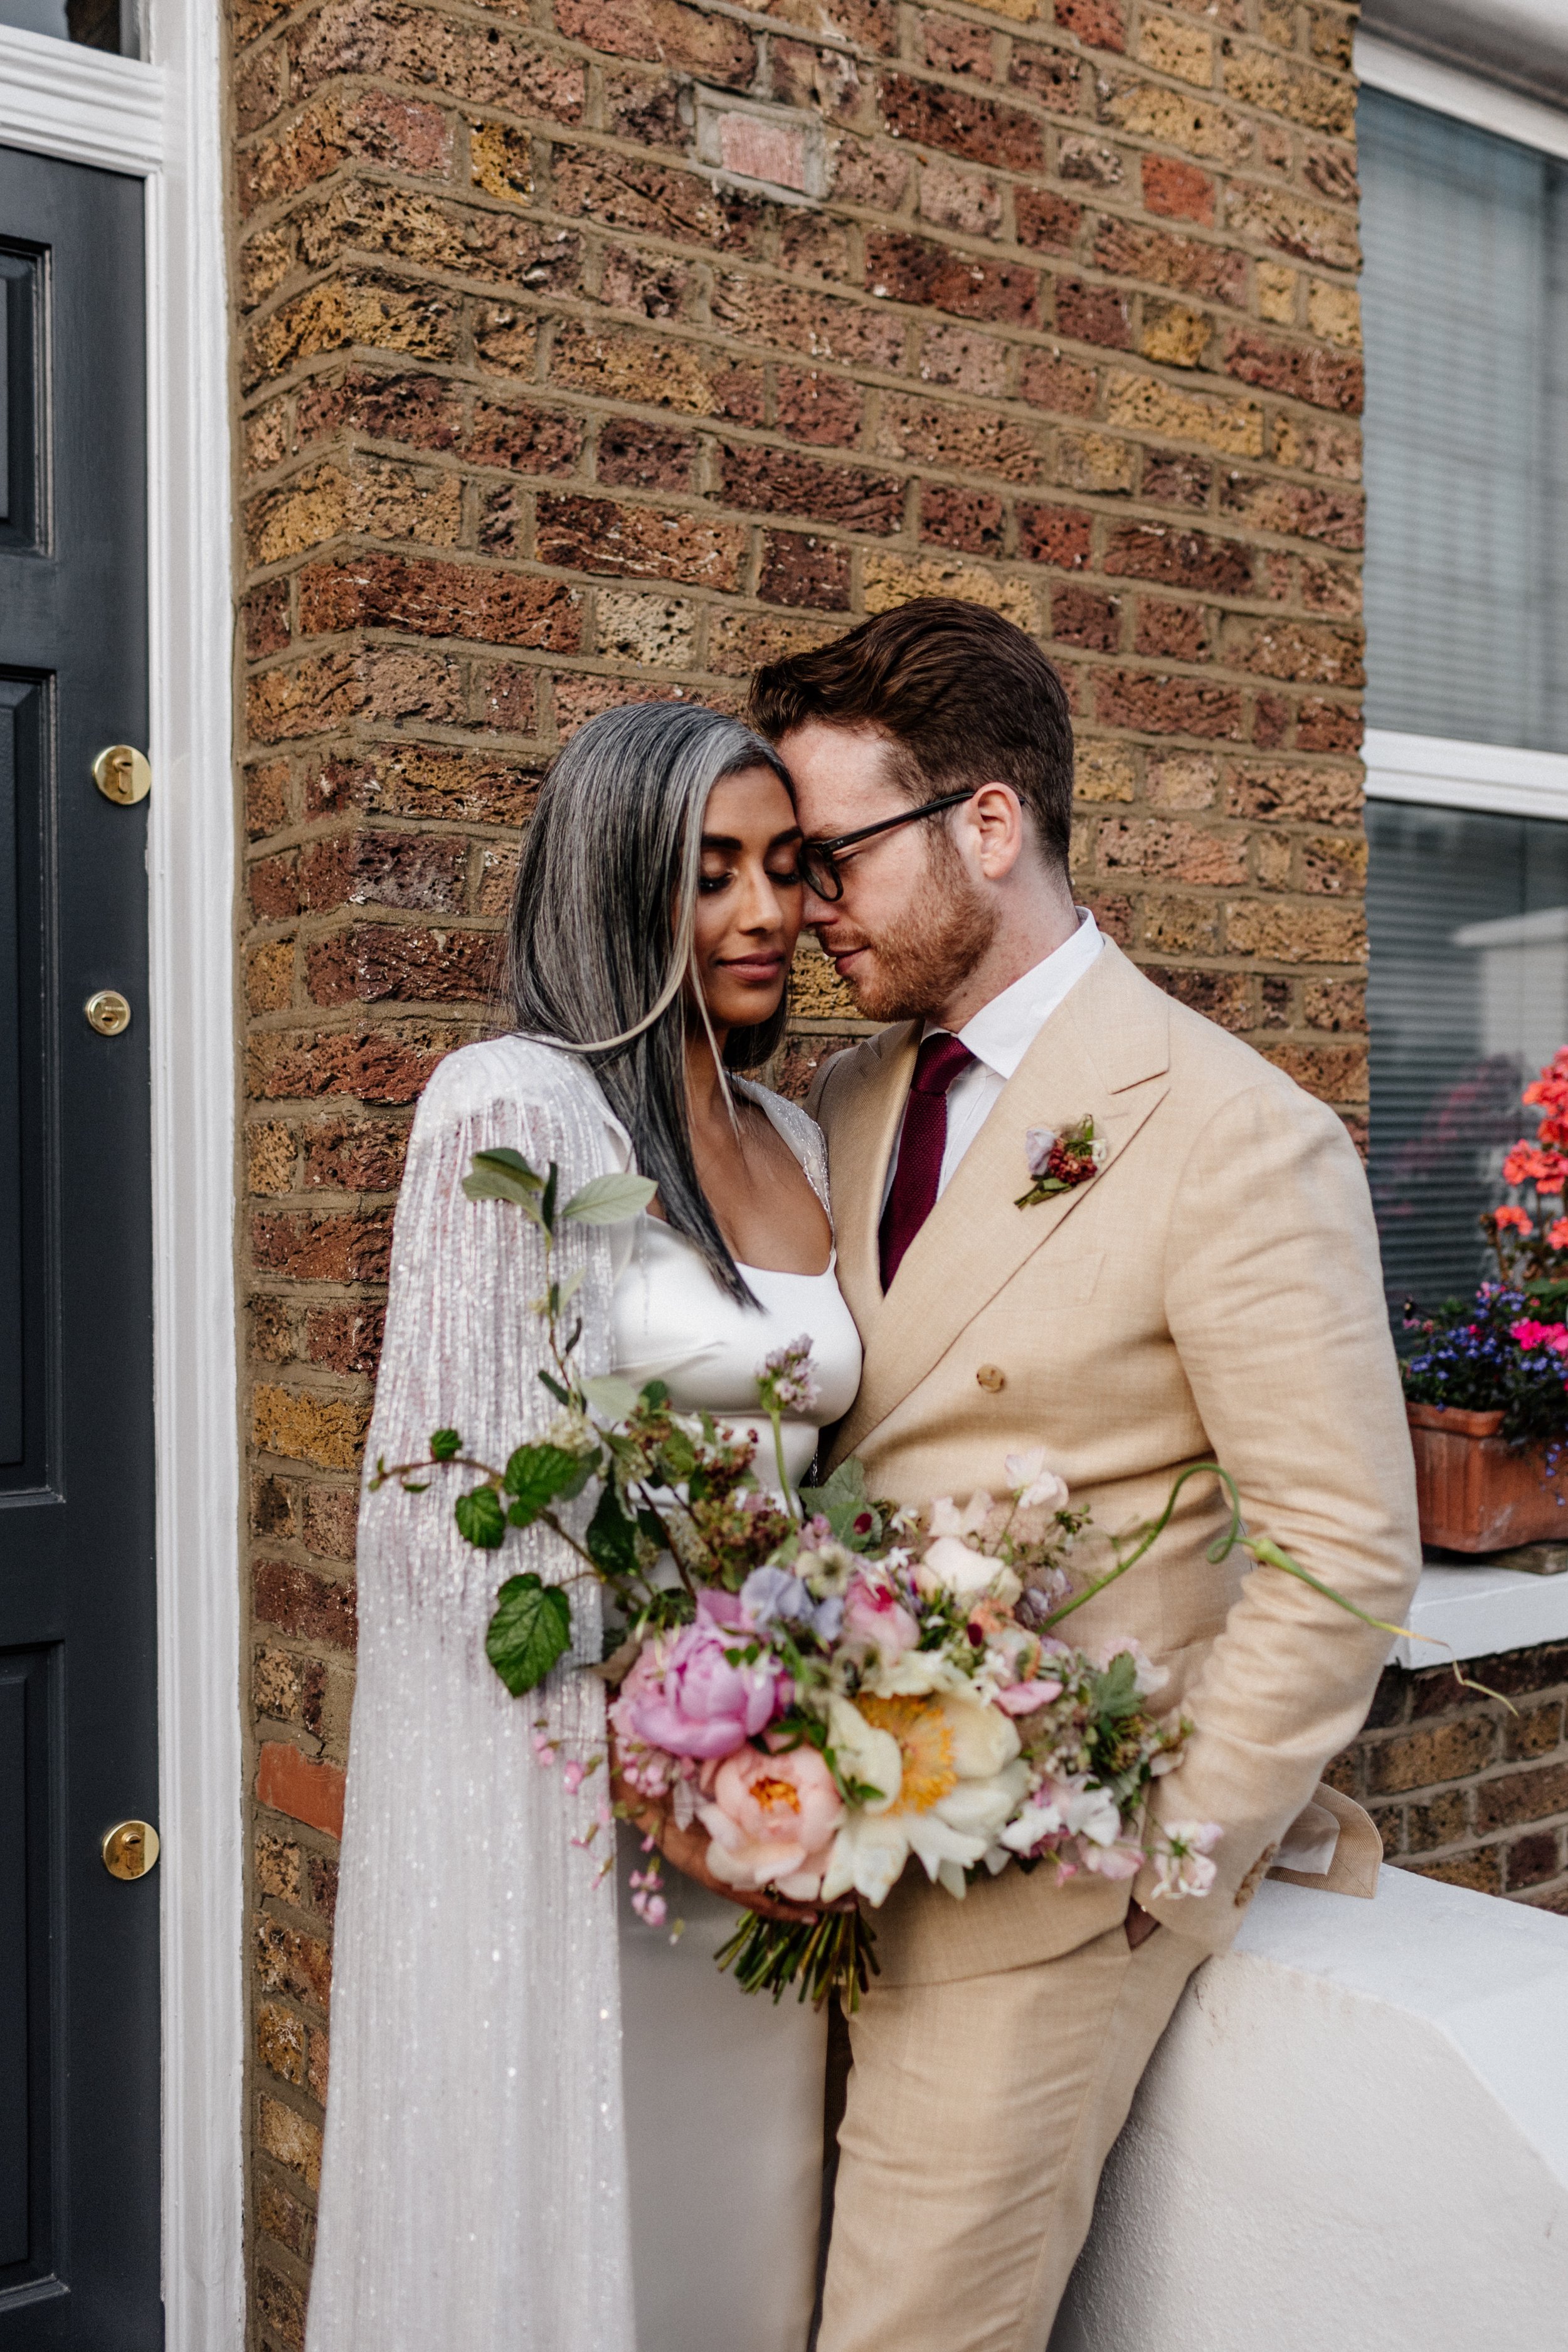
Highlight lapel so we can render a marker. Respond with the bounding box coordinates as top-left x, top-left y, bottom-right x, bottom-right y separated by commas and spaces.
833, 942, 1171, 1462
824, 1020, 918, 1339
